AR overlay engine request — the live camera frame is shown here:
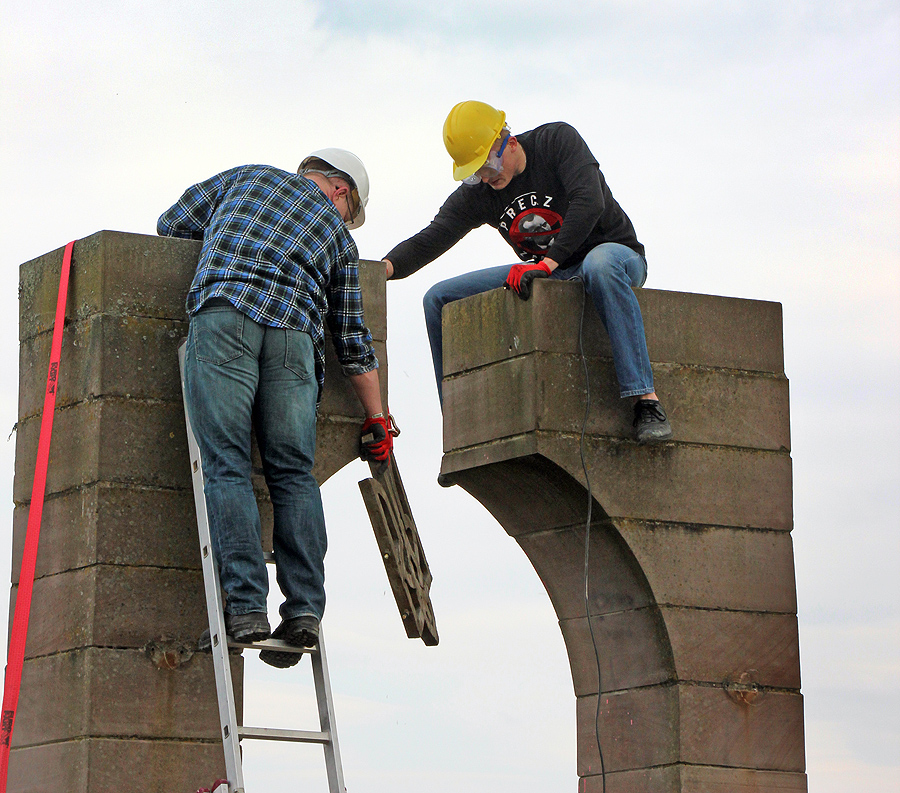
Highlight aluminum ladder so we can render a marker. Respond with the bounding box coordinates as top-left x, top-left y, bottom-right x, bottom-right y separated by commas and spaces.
178, 343, 346, 793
